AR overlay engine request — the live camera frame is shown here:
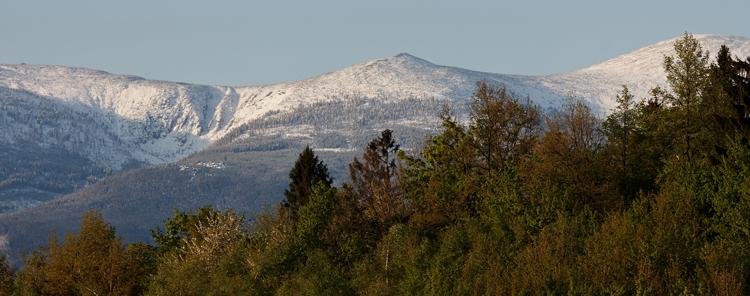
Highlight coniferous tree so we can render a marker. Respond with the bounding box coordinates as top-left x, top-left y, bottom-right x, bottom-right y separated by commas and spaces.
294, 184, 337, 252
283, 146, 332, 223
17, 250, 47, 296
711, 45, 750, 139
